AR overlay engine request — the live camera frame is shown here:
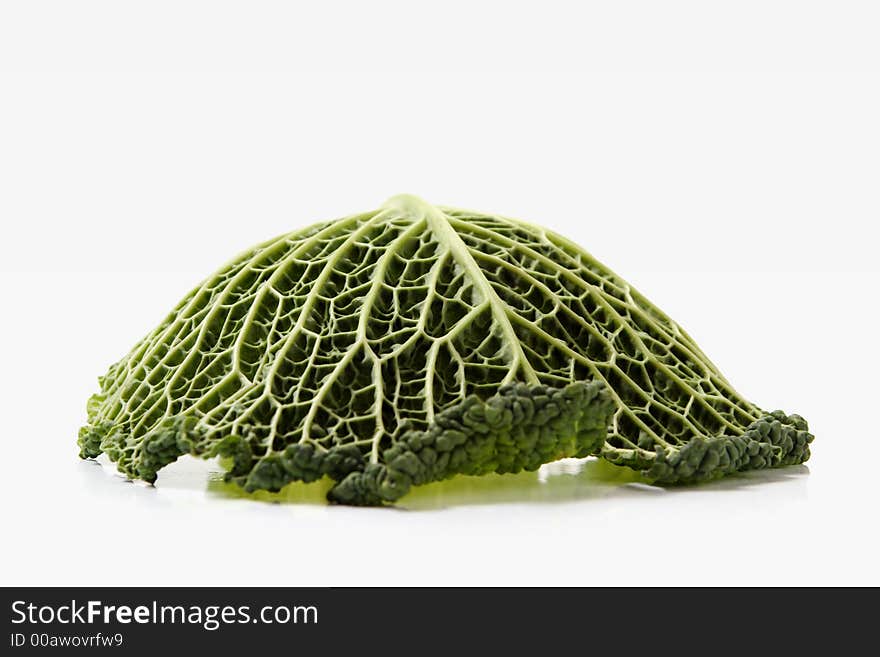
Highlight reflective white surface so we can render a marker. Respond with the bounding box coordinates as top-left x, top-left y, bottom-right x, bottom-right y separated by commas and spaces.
1, 270, 877, 586
2, 57, 878, 586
